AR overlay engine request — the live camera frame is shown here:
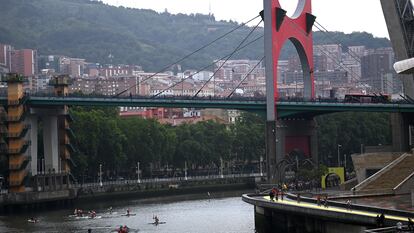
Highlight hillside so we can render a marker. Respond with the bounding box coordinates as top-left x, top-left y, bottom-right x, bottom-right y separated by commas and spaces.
0, 0, 390, 71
